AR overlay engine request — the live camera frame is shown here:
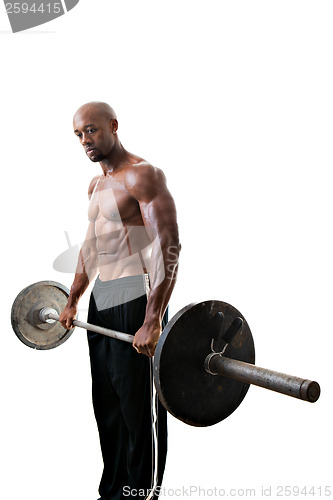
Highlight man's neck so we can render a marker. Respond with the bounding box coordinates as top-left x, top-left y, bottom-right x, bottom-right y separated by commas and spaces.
100, 141, 128, 176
